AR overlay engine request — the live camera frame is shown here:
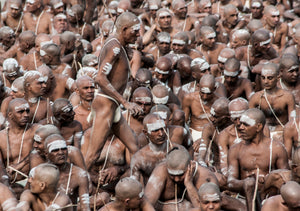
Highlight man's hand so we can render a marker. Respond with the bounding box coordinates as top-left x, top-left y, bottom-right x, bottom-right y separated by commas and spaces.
184, 161, 196, 186
124, 102, 143, 116
99, 166, 120, 185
